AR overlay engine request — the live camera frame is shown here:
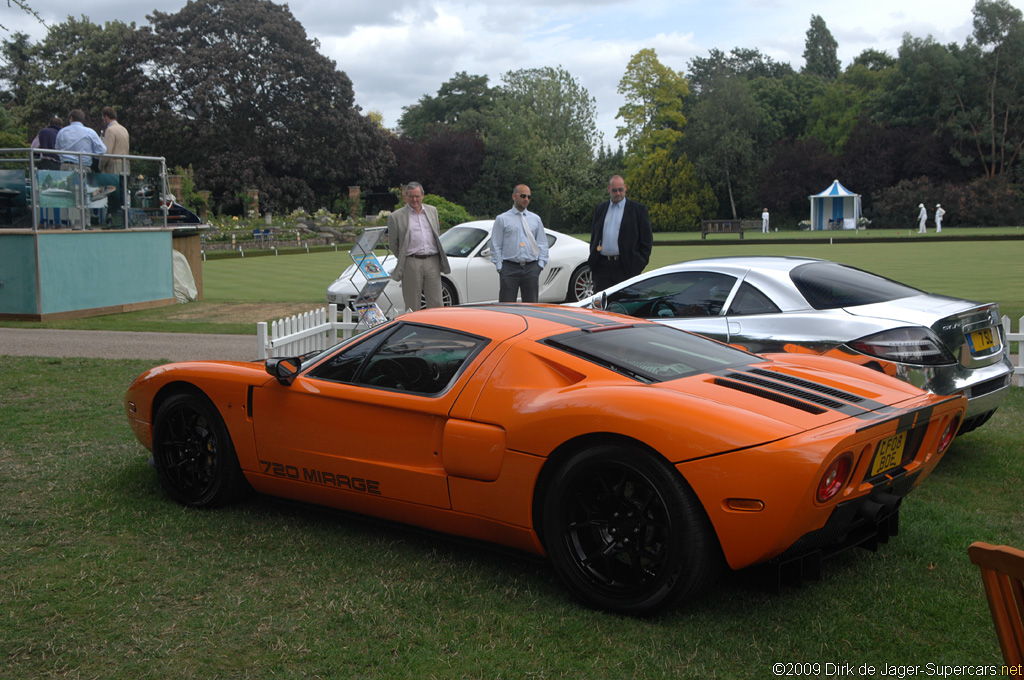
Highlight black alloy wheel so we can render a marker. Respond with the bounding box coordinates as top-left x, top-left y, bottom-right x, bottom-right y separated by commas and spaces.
542, 445, 719, 615
152, 392, 249, 508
